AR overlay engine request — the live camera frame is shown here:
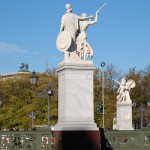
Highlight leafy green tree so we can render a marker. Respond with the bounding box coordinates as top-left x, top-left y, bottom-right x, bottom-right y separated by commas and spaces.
0, 73, 58, 130
0, 63, 150, 130
125, 65, 150, 127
